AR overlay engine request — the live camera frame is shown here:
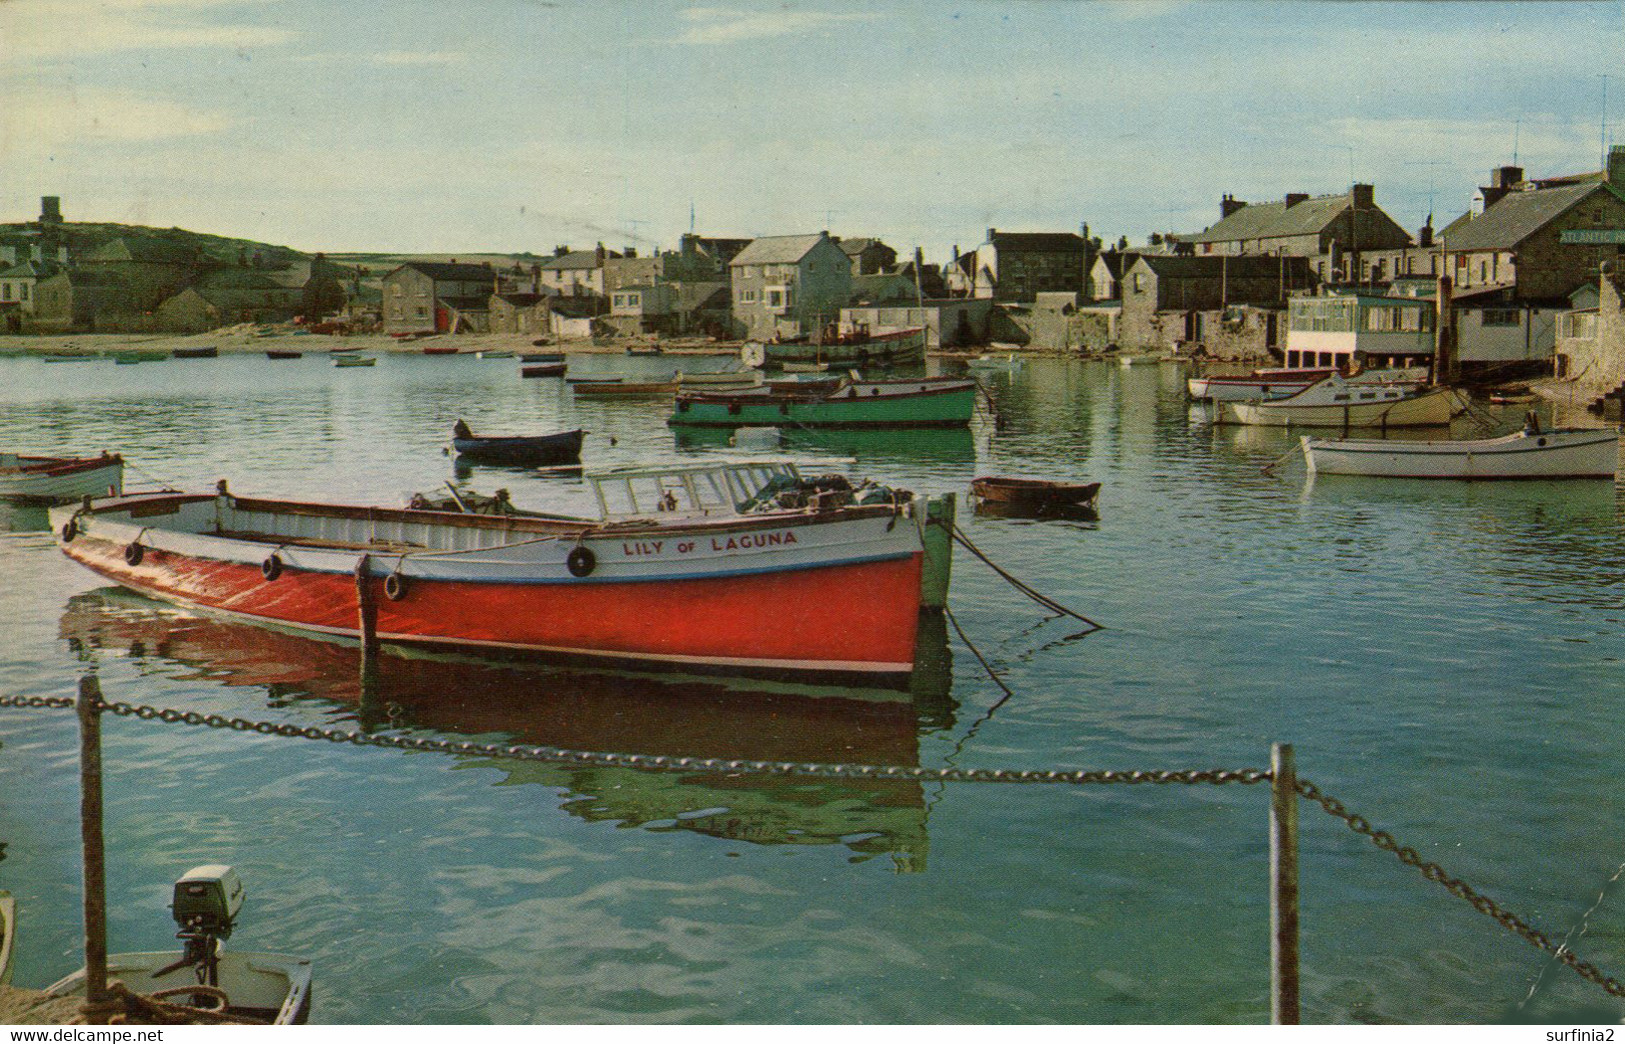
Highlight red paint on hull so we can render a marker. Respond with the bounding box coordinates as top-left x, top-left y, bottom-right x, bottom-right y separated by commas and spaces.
64, 538, 924, 673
